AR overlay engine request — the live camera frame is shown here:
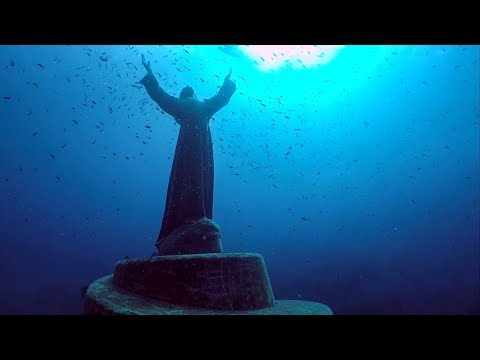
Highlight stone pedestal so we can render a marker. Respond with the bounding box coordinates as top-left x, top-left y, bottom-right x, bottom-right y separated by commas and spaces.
84, 252, 333, 315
